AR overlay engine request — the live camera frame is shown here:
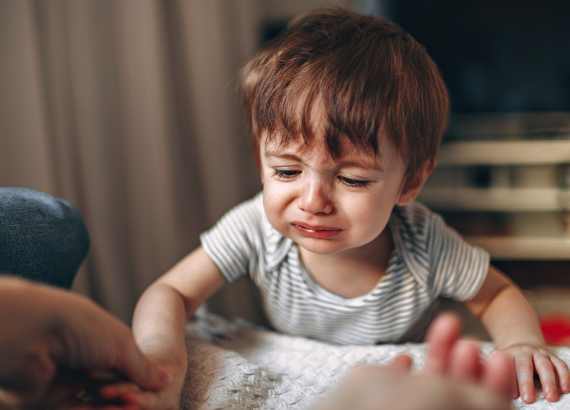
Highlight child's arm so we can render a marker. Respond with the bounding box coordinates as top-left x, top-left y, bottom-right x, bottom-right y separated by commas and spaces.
465, 266, 570, 404
466, 266, 544, 348
102, 247, 225, 409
